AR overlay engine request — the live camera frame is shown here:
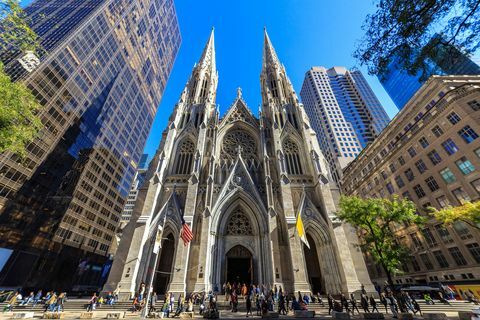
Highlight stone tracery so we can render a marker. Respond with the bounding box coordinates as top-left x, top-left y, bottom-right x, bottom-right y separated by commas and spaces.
225, 208, 253, 235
